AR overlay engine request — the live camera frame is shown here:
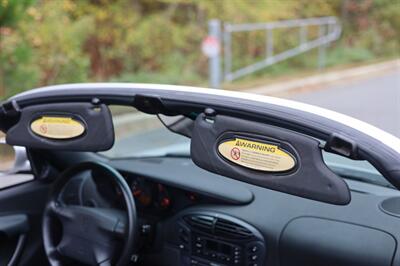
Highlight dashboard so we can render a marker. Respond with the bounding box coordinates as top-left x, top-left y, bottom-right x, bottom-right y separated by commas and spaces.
60, 170, 225, 219
127, 174, 223, 215
58, 156, 400, 266
131, 177, 171, 210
